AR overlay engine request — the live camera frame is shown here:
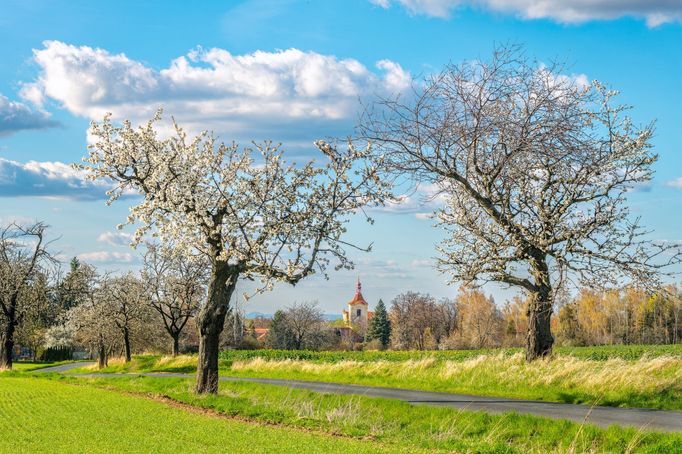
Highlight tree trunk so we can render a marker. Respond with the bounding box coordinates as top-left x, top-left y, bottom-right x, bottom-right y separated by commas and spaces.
97, 336, 107, 369
171, 332, 180, 356
526, 289, 554, 361
123, 326, 132, 362
0, 320, 16, 370
526, 252, 554, 361
195, 262, 237, 394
